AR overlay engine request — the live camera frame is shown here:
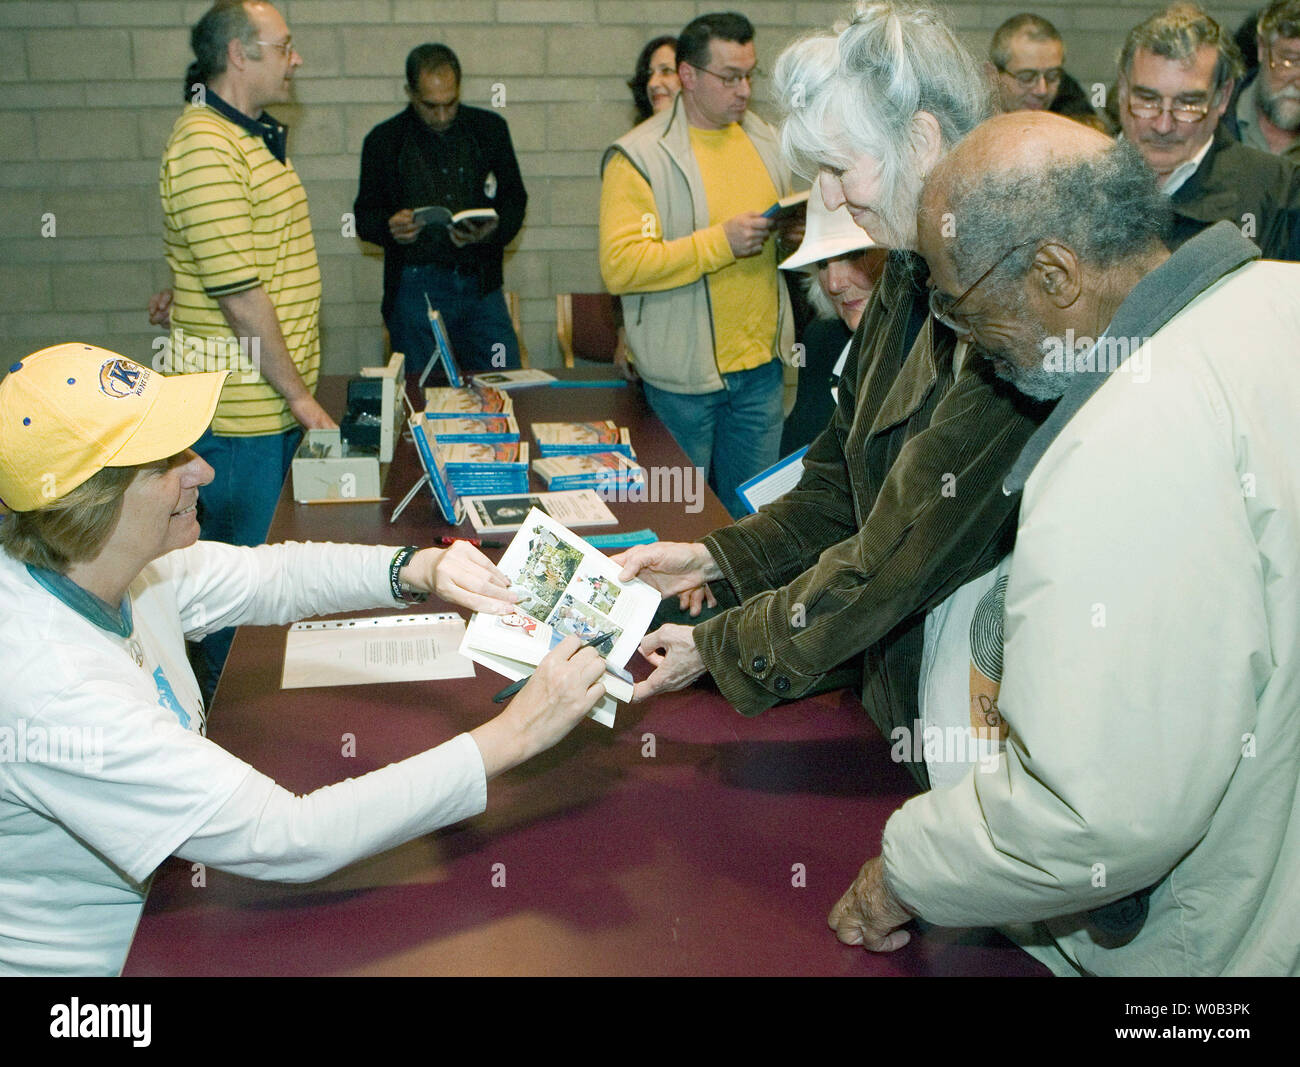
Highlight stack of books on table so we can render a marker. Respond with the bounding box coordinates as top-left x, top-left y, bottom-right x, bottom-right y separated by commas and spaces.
420, 412, 520, 445
423, 383, 513, 416
532, 451, 646, 492
442, 441, 530, 495
531, 420, 634, 458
